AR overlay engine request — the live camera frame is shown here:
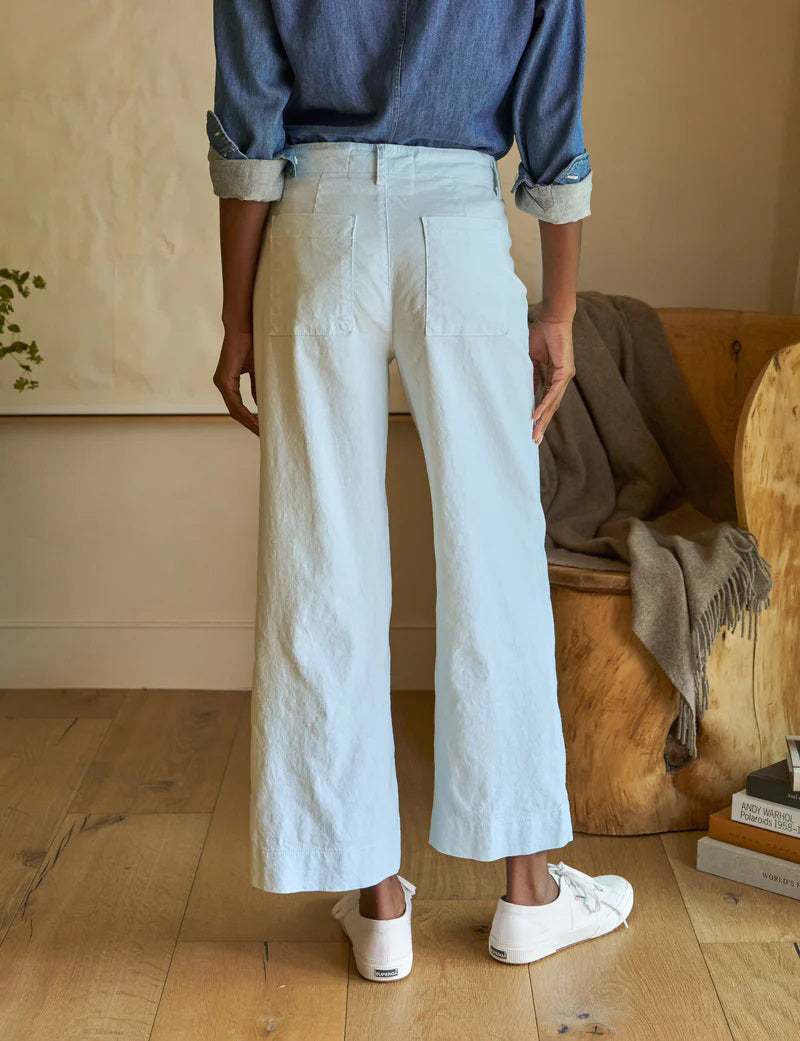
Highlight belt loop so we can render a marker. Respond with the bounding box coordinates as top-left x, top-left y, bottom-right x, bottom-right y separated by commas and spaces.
491, 157, 501, 198
376, 143, 384, 186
